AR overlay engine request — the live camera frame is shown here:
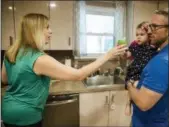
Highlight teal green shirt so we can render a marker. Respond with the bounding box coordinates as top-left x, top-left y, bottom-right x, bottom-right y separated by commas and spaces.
2, 48, 50, 125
